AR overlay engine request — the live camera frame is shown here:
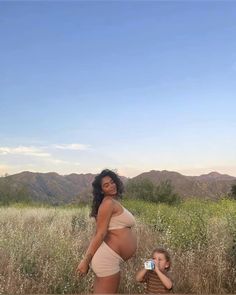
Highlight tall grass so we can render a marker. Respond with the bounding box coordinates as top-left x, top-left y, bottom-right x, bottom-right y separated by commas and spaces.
0, 207, 94, 294
0, 199, 236, 294
123, 198, 236, 293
